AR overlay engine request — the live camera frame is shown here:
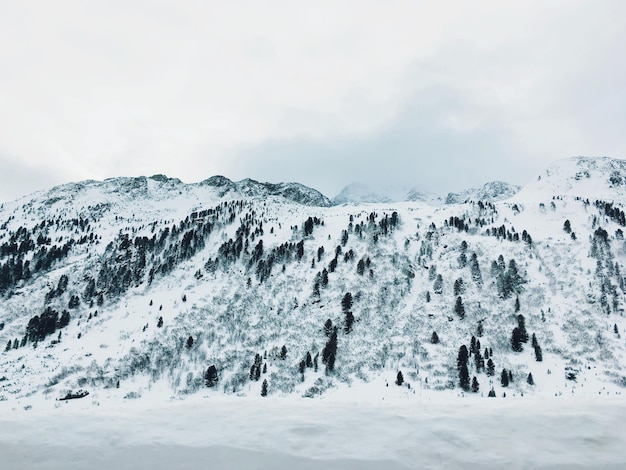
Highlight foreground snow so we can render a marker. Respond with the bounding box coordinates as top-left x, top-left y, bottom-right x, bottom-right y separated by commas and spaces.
0, 396, 624, 469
